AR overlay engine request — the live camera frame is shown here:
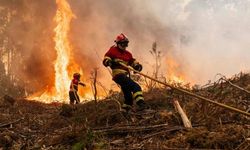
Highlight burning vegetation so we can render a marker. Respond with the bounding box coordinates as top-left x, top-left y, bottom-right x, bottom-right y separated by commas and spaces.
30, 0, 82, 103
0, 0, 250, 149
